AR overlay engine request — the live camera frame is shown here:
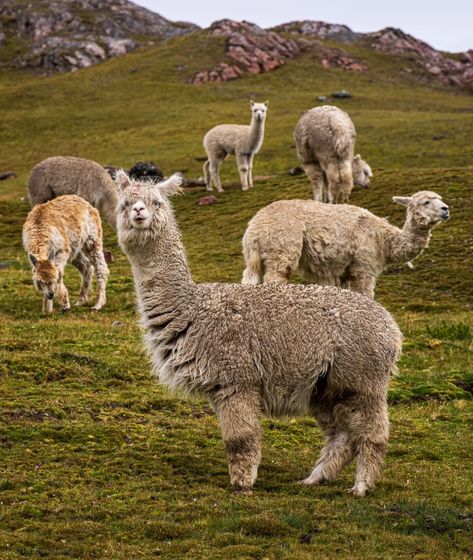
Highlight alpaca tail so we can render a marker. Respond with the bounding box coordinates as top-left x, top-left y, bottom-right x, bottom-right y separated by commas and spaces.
241, 234, 263, 285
